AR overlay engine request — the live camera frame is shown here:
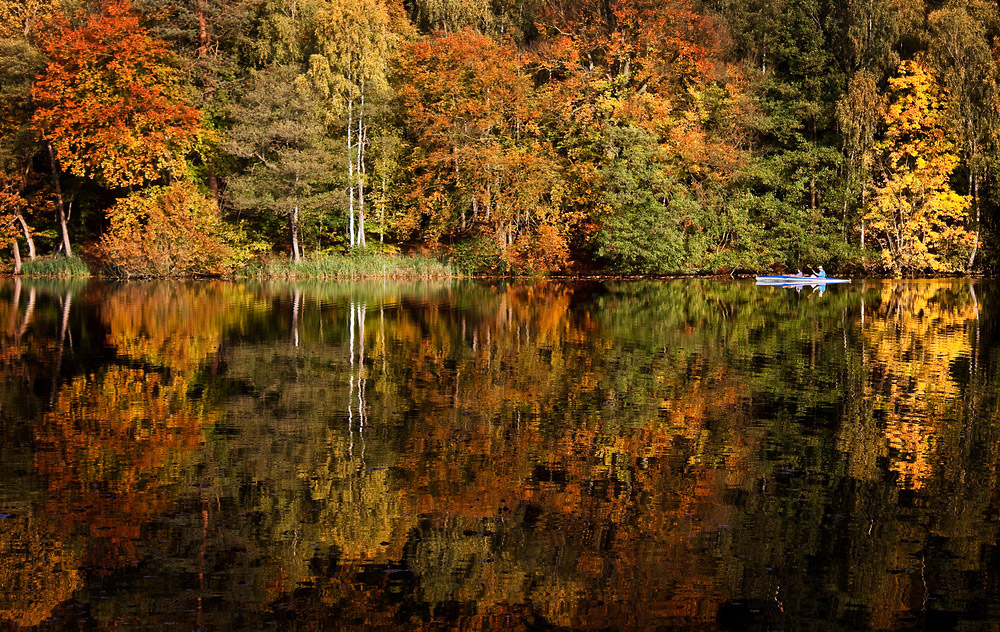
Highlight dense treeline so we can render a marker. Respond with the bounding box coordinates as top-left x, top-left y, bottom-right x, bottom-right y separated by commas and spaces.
1, 0, 999, 276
